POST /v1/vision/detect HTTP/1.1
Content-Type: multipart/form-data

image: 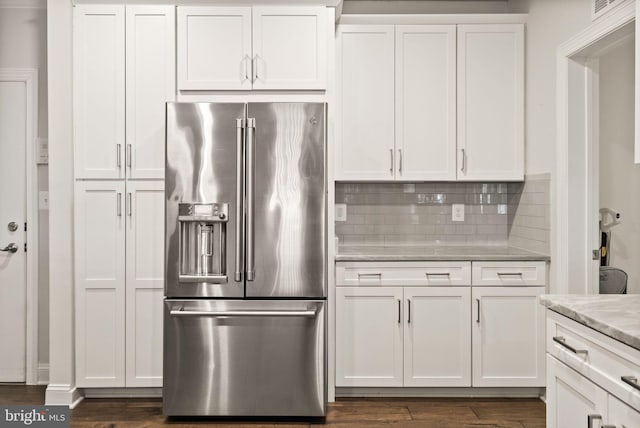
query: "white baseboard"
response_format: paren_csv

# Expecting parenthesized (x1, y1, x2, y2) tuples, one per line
(336, 387, 546, 398)
(45, 384, 84, 409)
(37, 364, 49, 385)
(83, 388, 162, 398)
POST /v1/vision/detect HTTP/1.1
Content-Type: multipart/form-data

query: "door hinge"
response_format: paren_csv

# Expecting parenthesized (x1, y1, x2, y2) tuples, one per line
(24, 222, 27, 232)
(24, 243, 27, 252)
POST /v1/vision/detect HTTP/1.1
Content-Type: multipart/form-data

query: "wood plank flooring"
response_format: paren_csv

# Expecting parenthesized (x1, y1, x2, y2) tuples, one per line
(0, 385, 545, 427)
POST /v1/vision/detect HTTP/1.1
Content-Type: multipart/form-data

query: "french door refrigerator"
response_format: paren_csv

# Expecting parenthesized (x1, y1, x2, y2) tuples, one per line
(163, 103, 327, 417)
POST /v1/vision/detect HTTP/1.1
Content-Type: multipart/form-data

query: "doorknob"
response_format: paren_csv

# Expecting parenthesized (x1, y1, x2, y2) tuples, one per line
(0, 243, 18, 253)
(7, 222, 18, 232)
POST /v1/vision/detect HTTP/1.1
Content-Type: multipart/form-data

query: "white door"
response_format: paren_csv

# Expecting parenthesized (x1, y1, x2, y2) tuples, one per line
(125, 181, 164, 387)
(395, 25, 457, 181)
(336, 25, 395, 181)
(404, 287, 471, 387)
(472, 286, 545, 387)
(609, 395, 640, 427)
(457, 24, 524, 181)
(74, 5, 125, 179)
(126, 6, 175, 180)
(177, 6, 252, 90)
(336, 287, 403, 387)
(75, 181, 126, 387)
(546, 355, 608, 428)
(0, 76, 28, 382)
(252, 6, 326, 90)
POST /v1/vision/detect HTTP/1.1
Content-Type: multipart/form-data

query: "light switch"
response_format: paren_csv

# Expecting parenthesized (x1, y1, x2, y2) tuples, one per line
(452, 204, 464, 222)
(335, 203, 347, 222)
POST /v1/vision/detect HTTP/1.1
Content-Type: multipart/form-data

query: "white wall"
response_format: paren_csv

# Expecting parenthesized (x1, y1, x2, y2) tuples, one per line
(507, 0, 592, 175)
(342, 1, 508, 14)
(0, 4, 49, 367)
(599, 39, 638, 294)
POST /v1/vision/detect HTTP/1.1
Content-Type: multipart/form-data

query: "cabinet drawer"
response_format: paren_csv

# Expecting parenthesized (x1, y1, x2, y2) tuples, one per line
(547, 310, 640, 413)
(336, 262, 471, 286)
(471, 261, 546, 286)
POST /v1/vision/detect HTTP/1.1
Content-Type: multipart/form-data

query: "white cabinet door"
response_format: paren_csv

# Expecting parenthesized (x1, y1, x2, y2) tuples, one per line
(457, 24, 524, 181)
(472, 286, 545, 387)
(75, 181, 126, 387)
(252, 7, 326, 90)
(404, 287, 471, 387)
(396, 25, 457, 181)
(336, 25, 395, 181)
(336, 287, 403, 387)
(546, 355, 608, 428)
(609, 395, 640, 427)
(177, 7, 252, 90)
(125, 181, 164, 387)
(74, 5, 125, 179)
(126, 6, 175, 179)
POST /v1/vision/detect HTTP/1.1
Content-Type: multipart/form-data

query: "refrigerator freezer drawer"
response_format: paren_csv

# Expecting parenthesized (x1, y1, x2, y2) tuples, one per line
(163, 299, 326, 417)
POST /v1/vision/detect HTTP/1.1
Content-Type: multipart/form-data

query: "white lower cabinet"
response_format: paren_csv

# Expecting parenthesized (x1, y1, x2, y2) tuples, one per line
(546, 310, 640, 428)
(472, 286, 546, 387)
(336, 286, 471, 387)
(404, 287, 471, 387)
(76, 180, 164, 388)
(336, 287, 403, 387)
(546, 354, 608, 428)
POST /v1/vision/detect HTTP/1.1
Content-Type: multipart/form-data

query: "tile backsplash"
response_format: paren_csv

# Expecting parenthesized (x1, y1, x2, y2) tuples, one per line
(335, 176, 550, 253)
(507, 174, 551, 255)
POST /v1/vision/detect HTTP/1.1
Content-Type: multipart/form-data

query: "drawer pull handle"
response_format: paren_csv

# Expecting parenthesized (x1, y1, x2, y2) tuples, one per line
(553, 336, 588, 355)
(587, 414, 602, 428)
(425, 272, 451, 277)
(622, 375, 640, 391)
(358, 273, 382, 280)
(497, 272, 524, 277)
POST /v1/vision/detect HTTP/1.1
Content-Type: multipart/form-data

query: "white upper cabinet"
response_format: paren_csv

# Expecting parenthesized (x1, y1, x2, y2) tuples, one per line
(74, 5, 125, 179)
(336, 25, 395, 181)
(177, 7, 252, 90)
(75, 4, 174, 180)
(125, 181, 164, 387)
(177, 6, 326, 91)
(126, 6, 175, 179)
(457, 24, 524, 181)
(396, 25, 457, 181)
(252, 7, 326, 90)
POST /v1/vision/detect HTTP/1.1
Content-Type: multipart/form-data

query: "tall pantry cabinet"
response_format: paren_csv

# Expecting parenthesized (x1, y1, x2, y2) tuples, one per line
(73, 5, 173, 387)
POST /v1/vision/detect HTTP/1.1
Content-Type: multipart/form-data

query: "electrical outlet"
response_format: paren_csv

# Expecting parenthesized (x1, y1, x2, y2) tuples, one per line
(452, 204, 464, 222)
(39, 191, 49, 210)
(335, 203, 347, 222)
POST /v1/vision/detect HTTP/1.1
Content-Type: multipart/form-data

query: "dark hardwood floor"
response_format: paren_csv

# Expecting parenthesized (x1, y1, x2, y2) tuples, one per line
(0, 385, 545, 427)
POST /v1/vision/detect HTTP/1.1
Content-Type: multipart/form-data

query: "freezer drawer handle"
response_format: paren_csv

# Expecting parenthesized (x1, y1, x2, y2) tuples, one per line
(170, 309, 317, 318)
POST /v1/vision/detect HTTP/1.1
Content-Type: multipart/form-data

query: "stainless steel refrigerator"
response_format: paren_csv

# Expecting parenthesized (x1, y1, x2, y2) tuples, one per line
(163, 103, 326, 417)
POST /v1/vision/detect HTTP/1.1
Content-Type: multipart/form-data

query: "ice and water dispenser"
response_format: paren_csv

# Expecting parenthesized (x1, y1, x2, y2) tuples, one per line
(178, 203, 228, 283)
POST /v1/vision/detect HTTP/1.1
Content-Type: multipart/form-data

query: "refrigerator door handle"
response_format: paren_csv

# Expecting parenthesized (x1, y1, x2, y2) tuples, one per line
(170, 309, 317, 318)
(246, 117, 256, 281)
(235, 118, 244, 282)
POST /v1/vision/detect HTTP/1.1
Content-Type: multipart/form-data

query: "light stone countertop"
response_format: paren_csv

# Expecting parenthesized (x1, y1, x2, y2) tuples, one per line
(335, 245, 550, 262)
(541, 295, 640, 351)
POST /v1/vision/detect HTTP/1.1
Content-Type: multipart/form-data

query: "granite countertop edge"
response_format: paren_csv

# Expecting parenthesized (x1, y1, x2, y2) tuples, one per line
(540, 295, 640, 352)
(335, 246, 550, 262)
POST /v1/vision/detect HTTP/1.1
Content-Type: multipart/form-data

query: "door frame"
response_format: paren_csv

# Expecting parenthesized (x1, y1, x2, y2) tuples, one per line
(554, 2, 635, 295)
(0, 68, 39, 384)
